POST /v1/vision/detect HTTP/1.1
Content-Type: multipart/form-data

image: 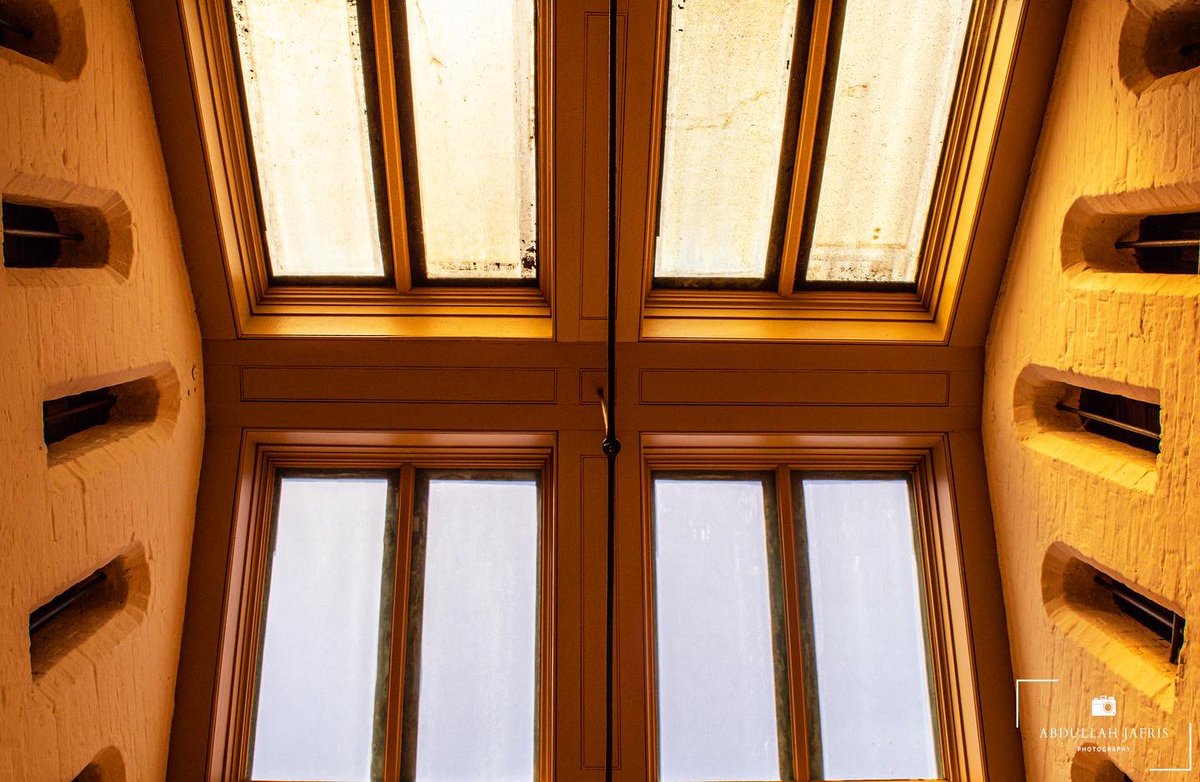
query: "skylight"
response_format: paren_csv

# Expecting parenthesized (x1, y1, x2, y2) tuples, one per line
(402, 0, 538, 283)
(654, 0, 801, 284)
(231, 0, 389, 280)
(652, 0, 975, 289)
(802, 0, 972, 284)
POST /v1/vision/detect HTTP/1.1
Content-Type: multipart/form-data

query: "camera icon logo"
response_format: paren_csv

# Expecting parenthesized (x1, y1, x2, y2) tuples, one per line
(1091, 695, 1117, 717)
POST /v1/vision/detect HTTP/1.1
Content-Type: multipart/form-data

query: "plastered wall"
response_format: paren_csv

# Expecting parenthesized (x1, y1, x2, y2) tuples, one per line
(983, 0, 1200, 778)
(0, 0, 204, 779)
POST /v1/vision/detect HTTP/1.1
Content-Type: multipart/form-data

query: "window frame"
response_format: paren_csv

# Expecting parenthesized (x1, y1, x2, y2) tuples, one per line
(210, 431, 556, 781)
(639, 0, 1028, 342)
(178, 0, 555, 337)
(639, 435, 987, 781)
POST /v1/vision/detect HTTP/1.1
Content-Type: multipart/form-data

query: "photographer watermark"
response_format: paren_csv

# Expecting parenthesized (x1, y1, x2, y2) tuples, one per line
(1016, 677, 1193, 772)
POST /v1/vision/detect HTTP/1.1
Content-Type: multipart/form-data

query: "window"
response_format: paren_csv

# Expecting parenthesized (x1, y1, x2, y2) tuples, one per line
(222, 443, 551, 782)
(248, 473, 397, 780)
(223, 0, 540, 288)
(649, 464, 948, 782)
(652, 474, 791, 781)
(229, 0, 391, 283)
(651, 0, 973, 290)
(403, 473, 540, 779)
(794, 475, 939, 780)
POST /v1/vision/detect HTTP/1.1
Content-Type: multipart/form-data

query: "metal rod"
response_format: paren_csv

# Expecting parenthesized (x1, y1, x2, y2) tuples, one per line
(3, 227, 83, 241)
(1095, 572, 1181, 640)
(1055, 402, 1161, 441)
(43, 396, 115, 424)
(603, 2, 621, 781)
(1115, 238, 1200, 250)
(0, 15, 34, 39)
(29, 570, 107, 634)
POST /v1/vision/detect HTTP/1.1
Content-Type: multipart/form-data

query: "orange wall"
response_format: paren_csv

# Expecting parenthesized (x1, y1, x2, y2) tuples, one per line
(0, 0, 204, 778)
(984, 0, 1200, 778)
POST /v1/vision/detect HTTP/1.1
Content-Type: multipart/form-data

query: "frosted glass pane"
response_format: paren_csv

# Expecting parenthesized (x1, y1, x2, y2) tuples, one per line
(654, 0, 800, 280)
(406, 1, 537, 281)
(231, 0, 386, 279)
(250, 476, 393, 782)
(798, 478, 939, 780)
(653, 477, 786, 782)
(804, 0, 972, 283)
(412, 477, 539, 780)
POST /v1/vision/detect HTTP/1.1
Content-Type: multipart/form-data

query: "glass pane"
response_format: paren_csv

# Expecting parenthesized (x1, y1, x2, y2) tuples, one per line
(652, 476, 788, 782)
(409, 476, 540, 779)
(797, 477, 940, 780)
(653, 0, 801, 281)
(250, 475, 394, 781)
(231, 0, 386, 279)
(405, 1, 538, 281)
(803, 0, 973, 284)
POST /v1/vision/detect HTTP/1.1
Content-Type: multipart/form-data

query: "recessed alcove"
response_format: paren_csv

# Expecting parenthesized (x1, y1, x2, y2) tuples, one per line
(30, 544, 150, 681)
(1043, 542, 1181, 709)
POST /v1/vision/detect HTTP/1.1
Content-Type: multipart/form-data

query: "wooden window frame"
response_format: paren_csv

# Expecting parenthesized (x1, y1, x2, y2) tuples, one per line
(208, 430, 557, 781)
(639, 0, 1030, 343)
(639, 434, 987, 781)
(177, 0, 555, 339)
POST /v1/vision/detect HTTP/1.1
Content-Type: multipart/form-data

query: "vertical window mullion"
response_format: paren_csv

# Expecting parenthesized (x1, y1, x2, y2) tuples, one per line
(383, 464, 417, 782)
(773, 466, 810, 777)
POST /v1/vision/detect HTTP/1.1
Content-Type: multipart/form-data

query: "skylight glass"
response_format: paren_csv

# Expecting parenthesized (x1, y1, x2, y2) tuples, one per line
(250, 475, 394, 781)
(803, 0, 972, 284)
(797, 476, 940, 780)
(653, 0, 801, 283)
(404, 0, 538, 282)
(231, 0, 387, 280)
(408, 475, 540, 780)
(652, 475, 789, 782)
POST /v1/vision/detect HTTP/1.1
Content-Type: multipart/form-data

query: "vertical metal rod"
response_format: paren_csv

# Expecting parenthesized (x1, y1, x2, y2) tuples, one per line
(603, 2, 621, 781)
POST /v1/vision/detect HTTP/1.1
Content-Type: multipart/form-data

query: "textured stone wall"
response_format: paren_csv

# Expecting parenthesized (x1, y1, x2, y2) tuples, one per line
(983, 0, 1200, 778)
(0, 0, 204, 778)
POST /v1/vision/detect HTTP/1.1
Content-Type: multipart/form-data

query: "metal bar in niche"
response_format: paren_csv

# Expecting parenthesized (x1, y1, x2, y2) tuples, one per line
(0, 15, 34, 39)
(1114, 238, 1200, 250)
(1093, 573, 1185, 665)
(29, 570, 108, 635)
(3, 227, 84, 241)
(1055, 402, 1161, 441)
(43, 396, 115, 425)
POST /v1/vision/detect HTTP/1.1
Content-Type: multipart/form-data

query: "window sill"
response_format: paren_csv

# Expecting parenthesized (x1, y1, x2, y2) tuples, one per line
(639, 289, 948, 343)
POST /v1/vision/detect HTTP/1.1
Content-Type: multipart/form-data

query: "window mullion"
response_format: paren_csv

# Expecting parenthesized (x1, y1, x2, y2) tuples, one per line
(382, 464, 416, 782)
(773, 465, 810, 779)
(777, 0, 837, 297)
